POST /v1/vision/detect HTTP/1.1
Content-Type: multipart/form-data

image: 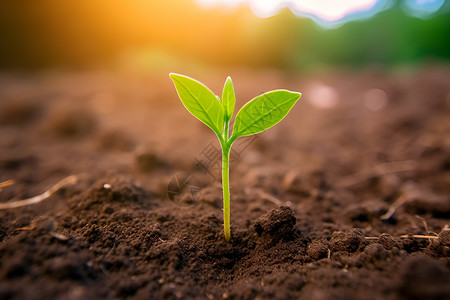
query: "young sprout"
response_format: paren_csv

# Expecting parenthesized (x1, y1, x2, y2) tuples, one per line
(170, 73, 301, 241)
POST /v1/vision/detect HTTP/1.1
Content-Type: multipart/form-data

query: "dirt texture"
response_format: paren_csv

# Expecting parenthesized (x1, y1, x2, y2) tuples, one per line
(0, 67, 450, 299)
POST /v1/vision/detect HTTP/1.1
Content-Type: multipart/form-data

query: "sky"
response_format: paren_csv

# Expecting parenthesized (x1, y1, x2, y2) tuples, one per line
(196, 0, 448, 27)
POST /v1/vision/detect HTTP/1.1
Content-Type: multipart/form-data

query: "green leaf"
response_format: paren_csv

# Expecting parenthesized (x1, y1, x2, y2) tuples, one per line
(170, 73, 223, 136)
(222, 76, 236, 122)
(232, 90, 301, 138)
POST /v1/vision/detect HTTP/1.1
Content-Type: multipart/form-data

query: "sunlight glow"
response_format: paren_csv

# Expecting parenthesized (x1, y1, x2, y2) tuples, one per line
(197, 0, 382, 25)
(196, 0, 242, 9)
(288, 0, 377, 21)
(196, 0, 447, 27)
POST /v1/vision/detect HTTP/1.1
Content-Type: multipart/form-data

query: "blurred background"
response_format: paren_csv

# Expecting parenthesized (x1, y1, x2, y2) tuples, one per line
(1, 0, 449, 71)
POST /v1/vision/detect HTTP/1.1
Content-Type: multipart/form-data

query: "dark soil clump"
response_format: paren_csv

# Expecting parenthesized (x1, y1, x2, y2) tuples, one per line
(254, 206, 299, 242)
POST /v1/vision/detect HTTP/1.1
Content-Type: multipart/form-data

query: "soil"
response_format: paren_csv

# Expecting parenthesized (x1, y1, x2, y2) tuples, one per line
(0, 66, 449, 300)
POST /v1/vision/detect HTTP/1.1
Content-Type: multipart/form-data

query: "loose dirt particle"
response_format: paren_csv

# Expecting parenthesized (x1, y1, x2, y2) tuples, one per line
(307, 240, 329, 260)
(438, 229, 450, 247)
(330, 230, 366, 253)
(254, 206, 299, 241)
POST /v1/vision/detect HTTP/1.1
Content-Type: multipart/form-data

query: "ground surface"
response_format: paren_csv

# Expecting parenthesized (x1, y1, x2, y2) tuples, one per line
(0, 66, 449, 300)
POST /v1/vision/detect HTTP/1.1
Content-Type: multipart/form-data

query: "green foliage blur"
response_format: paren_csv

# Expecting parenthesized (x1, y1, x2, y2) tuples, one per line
(0, 0, 449, 70)
(292, 3, 450, 69)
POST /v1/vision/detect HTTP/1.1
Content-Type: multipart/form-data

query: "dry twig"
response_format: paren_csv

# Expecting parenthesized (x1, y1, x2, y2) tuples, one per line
(0, 175, 78, 210)
(0, 179, 15, 191)
(380, 195, 407, 221)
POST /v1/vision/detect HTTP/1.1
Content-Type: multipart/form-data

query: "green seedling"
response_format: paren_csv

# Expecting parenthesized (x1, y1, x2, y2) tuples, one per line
(170, 73, 301, 241)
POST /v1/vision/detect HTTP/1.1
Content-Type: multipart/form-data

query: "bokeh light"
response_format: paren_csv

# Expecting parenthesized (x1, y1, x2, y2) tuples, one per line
(0, 0, 449, 70)
(197, 0, 384, 24)
(402, 0, 446, 19)
(197, 0, 450, 26)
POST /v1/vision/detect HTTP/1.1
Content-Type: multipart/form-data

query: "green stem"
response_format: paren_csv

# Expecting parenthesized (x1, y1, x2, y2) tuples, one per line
(222, 145, 231, 242)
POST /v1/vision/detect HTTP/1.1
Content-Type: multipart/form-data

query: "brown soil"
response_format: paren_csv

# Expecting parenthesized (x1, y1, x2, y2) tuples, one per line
(0, 67, 449, 300)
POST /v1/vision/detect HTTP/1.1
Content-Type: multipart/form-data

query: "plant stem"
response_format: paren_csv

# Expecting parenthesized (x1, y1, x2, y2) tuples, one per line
(222, 144, 231, 242)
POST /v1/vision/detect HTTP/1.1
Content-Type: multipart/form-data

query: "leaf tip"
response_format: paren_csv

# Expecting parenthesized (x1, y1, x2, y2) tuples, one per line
(169, 73, 181, 80)
(290, 91, 302, 101)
